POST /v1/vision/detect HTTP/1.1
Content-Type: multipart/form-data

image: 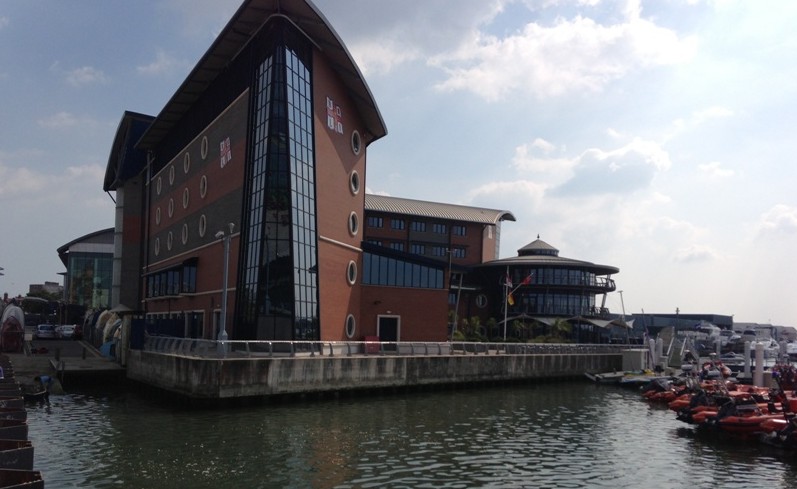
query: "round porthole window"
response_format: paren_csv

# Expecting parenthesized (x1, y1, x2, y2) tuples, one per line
(154, 237, 160, 256)
(181, 223, 188, 245)
(155, 207, 161, 226)
(349, 171, 360, 195)
(167, 231, 173, 251)
(348, 212, 359, 236)
(156, 176, 162, 196)
(183, 188, 190, 209)
(168, 198, 174, 218)
(346, 260, 357, 285)
(199, 175, 208, 199)
(183, 152, 191, 174)
(351, 130, 362, 155)
(198, 214, 207, 238)
(169, 165, 175, 185)
(345, 314, 356, 339)
(201, 136, 209, 160)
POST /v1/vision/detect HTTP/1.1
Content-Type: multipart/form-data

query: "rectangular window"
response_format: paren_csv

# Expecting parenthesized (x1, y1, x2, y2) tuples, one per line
(432, 223, 447, 234)
(452, 225, 466, 236)
(367, 216, 383, 228)
(367, 239, 382, 246)
(390, 242, 404, 251)
(411, 244, 425, 255)
(410, 221, 426, 232)
(391, 219, 405, 230)
(452, 247, 466, 259)
(432, 246, 446, 257)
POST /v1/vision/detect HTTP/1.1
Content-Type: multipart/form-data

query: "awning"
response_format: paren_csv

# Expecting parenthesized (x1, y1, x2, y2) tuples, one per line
(499, 315, 634, 329)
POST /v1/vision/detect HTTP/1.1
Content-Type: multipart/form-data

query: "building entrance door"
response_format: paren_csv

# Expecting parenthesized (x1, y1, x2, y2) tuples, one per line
(377, 315, 399, 351)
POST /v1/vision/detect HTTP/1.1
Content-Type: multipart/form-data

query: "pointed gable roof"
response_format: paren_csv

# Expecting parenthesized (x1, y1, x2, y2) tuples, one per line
(136, 0, 386, 150)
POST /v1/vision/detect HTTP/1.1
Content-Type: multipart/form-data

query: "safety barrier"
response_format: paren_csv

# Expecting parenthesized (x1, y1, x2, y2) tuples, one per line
(143, 334, 629, 359)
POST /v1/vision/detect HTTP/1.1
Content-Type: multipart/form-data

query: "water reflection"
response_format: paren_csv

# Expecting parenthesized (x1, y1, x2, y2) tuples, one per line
(25, 382, 797, 488)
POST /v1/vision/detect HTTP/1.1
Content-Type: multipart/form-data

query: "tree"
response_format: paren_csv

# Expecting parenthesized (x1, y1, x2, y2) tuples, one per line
(551, 318, 572, 342)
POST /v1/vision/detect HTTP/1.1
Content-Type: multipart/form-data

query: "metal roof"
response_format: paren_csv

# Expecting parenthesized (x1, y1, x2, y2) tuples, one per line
(137, 0, 386, 150)
(481, 254, 619, 275)
(365, 194, 516, 225)
(518, 238, 558, 255)
(103, 111, 155, 191)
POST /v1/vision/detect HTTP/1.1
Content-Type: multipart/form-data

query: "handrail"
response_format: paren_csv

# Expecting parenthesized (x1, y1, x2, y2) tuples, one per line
(141, 334, 633, 359)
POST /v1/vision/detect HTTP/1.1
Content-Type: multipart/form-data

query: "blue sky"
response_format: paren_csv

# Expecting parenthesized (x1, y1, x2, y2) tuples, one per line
(1, 0, 796, 326)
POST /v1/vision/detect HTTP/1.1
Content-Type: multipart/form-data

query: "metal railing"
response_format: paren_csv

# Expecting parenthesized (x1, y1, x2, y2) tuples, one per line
(142, 334, 632, 359)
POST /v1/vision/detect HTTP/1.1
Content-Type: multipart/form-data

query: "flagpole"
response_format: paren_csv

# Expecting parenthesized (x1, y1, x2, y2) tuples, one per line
(503, 266, 509, 340)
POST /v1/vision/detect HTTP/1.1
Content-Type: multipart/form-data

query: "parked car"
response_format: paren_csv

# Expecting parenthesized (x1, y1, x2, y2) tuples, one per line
(34, 324, 56, 340)
(56, 324, 76, 339)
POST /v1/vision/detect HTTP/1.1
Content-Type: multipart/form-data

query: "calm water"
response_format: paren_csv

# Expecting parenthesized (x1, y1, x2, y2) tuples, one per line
(25, 381, 797, 488)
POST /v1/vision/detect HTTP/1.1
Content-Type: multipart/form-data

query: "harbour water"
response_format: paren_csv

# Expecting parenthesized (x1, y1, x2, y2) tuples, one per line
(26, 381, 797, 488)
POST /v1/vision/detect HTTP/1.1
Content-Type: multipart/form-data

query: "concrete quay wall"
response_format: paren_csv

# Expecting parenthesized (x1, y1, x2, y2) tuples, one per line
(126, 350, 622, 399)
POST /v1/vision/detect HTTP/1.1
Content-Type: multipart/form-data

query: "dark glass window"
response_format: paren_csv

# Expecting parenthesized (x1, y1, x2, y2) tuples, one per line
(432, 223, 447, 234)
(452, 225, 466, 236)
(362, 252, 443, 289)
(236, 25, 318, 341)
(390, 242, 404, 251)
(410, 221, 426, 232)
(411, 244, 425, 255)
(367, 217, 383, 228)
(391, 219, 405, 230)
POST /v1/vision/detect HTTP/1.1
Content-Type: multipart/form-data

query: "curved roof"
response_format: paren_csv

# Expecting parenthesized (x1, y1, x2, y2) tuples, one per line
(57, 228, 115, 266)
(479, 237, 619, 275)
(365, 194, 516, 225)
(137, 0, 387, 150)
(103, 111, 155, 191)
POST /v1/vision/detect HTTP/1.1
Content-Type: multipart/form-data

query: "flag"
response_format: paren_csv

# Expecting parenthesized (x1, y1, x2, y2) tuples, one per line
(508, 293, 515, 306)
(504, 272, 512, 288)
(520, 273, 533, 285)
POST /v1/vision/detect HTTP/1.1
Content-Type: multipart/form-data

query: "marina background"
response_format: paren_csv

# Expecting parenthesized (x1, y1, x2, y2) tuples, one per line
(26, 381, 797, 488)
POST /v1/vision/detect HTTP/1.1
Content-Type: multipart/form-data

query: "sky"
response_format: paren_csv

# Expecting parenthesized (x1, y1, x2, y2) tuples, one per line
(1, 0, 796, 326)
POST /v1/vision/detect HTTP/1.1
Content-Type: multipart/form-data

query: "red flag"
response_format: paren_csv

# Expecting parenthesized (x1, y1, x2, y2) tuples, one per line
(520, 274, 533, 285)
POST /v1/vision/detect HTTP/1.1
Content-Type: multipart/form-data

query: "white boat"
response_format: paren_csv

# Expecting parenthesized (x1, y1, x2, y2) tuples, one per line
(786, 342, 797, 360)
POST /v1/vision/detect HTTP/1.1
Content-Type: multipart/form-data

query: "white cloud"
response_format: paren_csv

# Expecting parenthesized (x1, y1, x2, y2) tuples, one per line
(531, 137, 557, 153)
(0, 160, 105, 203)
(697, 161, 735, 180)
(66, 66, 109, 87)
(431, 5, 697, 100)
(511, 143, 575, 187)
(347, 40, 422, 76)
(553, 137, 671, 196)
(692, 106, 734, 124)
(468, 179, 547, 208)
(37, 112, 80, 129)
(673, 244, 720, 263)
(757, 204, 797, 236)
(137, 50, 188, 77)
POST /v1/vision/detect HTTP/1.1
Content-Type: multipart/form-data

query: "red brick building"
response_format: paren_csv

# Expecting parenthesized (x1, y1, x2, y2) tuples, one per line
(102, 0, 499, 344)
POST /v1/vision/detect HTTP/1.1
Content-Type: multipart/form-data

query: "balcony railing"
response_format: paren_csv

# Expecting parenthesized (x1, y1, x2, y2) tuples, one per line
(142, 334, 631, 359)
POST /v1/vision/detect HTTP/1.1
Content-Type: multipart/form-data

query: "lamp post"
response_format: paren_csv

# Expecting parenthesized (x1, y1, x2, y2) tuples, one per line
(618, 290, 628, 343)
(216, 223, 234, 355)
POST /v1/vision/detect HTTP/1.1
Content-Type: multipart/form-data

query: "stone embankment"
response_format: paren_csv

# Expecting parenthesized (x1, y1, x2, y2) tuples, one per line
(127, 347, 623, 400)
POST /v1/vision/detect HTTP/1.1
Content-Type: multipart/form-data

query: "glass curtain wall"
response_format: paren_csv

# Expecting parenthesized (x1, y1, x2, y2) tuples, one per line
(236, 25, 318, 340)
